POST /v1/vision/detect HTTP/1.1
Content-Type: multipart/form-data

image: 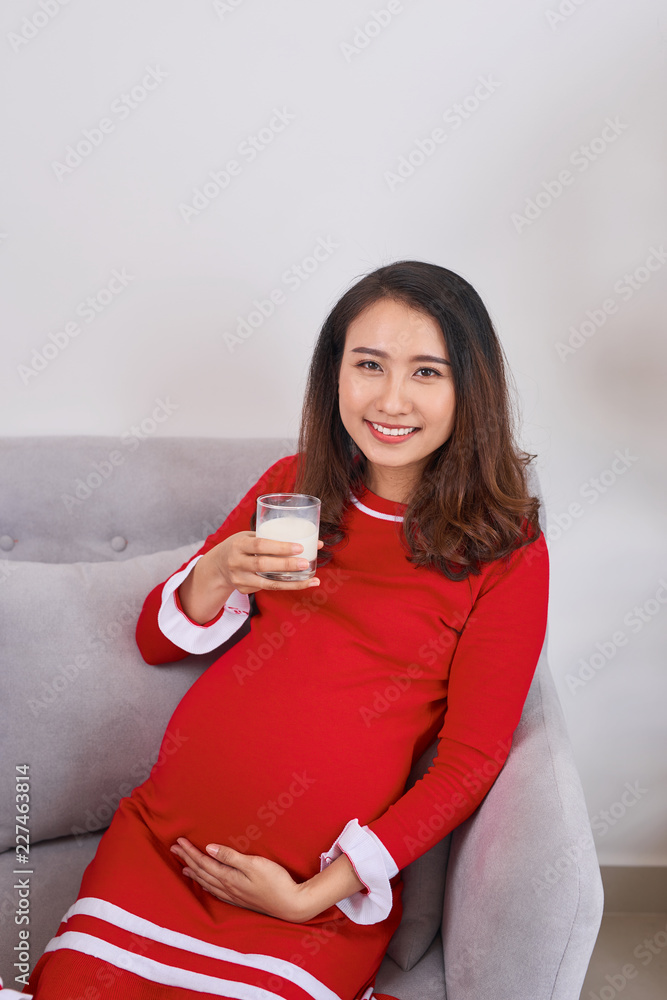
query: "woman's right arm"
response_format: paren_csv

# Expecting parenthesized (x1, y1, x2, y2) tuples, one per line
(135, 454, 319, 665)
(175, 547, 236, 625)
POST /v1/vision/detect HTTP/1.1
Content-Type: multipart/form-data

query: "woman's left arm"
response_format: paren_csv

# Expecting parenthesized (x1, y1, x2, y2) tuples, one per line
(169, 838, 363, 922)
(365, 531, 550, 872)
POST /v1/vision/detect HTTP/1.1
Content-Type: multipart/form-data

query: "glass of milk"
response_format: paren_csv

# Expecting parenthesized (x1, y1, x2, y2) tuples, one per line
(255, 494, 321, 581)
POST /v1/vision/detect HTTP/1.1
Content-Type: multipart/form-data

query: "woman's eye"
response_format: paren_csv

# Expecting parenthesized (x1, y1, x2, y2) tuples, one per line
(355, 361, 444, 376)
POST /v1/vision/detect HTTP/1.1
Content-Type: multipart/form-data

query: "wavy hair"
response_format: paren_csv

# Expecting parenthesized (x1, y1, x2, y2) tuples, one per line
(295, 260, 540, 580)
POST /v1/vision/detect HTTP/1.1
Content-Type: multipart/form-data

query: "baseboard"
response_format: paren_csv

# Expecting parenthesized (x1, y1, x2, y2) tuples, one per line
(601, 866, 667, 912)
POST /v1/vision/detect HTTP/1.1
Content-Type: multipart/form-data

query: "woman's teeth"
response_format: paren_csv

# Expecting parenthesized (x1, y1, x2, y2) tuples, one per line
(370, 422, 418, 437)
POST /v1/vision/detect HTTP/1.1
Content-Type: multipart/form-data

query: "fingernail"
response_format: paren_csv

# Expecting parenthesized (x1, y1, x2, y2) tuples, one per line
(308, 578, 320, 586)
(206, 844, 219, 856)
(298, 559, 309, 569)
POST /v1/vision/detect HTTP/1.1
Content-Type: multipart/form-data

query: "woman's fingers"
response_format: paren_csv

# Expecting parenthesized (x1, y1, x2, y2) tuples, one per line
(243, 576, 320, 593)
(213, 531, 322, 593)
(252, 553, 308, 574)
(171, 840, 242, 897)
(246, 535, 309, 559)
(172, 840, 268, 914)
(173, 839, 311, 921)
(234, 535, 321, 590)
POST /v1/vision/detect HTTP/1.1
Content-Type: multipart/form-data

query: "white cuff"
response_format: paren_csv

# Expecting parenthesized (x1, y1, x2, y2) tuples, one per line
(157, 555, 250, 655)
(319, 818, 398, 925)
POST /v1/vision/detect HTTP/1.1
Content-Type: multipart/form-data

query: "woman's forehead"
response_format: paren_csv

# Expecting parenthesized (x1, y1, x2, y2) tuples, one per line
(344, 298, 447, 355)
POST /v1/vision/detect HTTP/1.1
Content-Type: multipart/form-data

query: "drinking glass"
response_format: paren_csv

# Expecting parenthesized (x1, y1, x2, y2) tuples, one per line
(255, 494, 321, 581)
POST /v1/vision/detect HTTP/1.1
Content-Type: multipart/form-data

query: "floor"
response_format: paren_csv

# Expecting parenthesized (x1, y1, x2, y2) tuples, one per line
(579, 912, 667, 999)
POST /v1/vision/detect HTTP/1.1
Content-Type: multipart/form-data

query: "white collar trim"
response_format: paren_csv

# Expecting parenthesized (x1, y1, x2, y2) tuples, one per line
(350, 495, 404, 522)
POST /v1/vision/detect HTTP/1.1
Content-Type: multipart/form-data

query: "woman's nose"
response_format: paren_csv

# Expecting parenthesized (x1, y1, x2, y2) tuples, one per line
(375, 376, 413, 415)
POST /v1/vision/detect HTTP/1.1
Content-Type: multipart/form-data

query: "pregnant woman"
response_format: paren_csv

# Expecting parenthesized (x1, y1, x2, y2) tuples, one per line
(18, 261, 549, 1000)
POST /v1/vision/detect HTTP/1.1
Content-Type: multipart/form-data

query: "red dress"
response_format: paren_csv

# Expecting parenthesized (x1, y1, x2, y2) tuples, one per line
(19, 454, 548, 1000)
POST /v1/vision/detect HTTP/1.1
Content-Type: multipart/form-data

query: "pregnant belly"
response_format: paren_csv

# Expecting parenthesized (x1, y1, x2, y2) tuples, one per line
(130, 647, 413, 880)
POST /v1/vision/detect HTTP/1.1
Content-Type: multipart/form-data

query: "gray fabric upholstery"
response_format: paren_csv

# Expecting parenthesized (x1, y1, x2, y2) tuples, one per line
(0, 544, 221, 850)
(442, 636, 605, 1000)
(0, 437, 603, 998)
(0, 436, 296, 563)
(376, 933, 446, 1000)
(386, 741, 450, 971)
(0, 833, 104, 967)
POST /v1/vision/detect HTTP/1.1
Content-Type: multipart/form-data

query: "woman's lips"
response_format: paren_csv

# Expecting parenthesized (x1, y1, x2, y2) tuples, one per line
(365, 419, 421, 443)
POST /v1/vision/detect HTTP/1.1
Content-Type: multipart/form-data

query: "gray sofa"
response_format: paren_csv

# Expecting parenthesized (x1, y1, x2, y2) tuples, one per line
(0, 436, 604, 999)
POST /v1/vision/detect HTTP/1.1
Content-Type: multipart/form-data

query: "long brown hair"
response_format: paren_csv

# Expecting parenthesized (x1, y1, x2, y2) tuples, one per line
(295, 260, 540, 580)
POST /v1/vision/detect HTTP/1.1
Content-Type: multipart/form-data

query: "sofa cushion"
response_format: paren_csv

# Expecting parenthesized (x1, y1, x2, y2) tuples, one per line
(377, 931, 445, 999)
(0, 831, 105, 977)
(0, 543, 239, 851)
(385, 741, 451, 971)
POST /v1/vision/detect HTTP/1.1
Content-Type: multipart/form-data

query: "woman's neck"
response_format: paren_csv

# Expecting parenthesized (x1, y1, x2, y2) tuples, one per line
(364, 463, 422, 505)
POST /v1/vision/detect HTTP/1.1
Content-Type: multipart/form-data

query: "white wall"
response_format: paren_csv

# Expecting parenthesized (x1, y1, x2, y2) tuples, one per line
(2, 0, 665, 866)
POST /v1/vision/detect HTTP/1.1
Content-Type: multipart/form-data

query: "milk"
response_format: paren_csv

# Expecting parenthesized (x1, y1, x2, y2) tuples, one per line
(256, 515, 318, 562)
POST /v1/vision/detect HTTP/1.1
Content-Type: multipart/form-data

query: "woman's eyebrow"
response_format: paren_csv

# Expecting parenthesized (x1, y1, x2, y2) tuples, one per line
(350, 346, 451, 365)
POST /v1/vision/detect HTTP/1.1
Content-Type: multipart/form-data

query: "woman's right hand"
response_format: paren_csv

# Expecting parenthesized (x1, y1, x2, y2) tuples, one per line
(177, 531, 321, 625)
(204, 531, 322, 595)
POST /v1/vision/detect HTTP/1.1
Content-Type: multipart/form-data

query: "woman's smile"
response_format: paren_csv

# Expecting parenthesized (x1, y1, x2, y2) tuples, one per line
(365, 419, 421, 442)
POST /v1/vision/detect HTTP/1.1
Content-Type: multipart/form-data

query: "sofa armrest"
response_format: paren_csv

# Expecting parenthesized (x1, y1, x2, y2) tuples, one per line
(441, 640, 604, 1000)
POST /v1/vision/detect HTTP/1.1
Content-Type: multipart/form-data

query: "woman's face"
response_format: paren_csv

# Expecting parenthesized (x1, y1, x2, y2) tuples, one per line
(337, 297, 456, 491)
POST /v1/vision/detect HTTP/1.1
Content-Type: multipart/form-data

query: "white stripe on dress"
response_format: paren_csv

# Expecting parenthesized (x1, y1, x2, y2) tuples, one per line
(349, 498, 403, 522)
(48, 897, 343, 1000)
(45, 932, 286, 1000)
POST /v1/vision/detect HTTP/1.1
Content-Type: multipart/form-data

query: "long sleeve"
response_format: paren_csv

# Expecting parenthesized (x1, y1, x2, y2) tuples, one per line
(156, 555, 251, 654)
(319, 819, 398, 924)
(366, 533, 549, 872)
(135, 454, 299, 665)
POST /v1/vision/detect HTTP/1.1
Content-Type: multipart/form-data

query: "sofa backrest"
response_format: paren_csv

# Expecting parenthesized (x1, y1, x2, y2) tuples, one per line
(0, 436, 296, 564)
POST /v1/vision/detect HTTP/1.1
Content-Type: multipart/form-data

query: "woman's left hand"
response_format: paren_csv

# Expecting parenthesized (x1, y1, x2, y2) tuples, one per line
(169, 838, 314, 923)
